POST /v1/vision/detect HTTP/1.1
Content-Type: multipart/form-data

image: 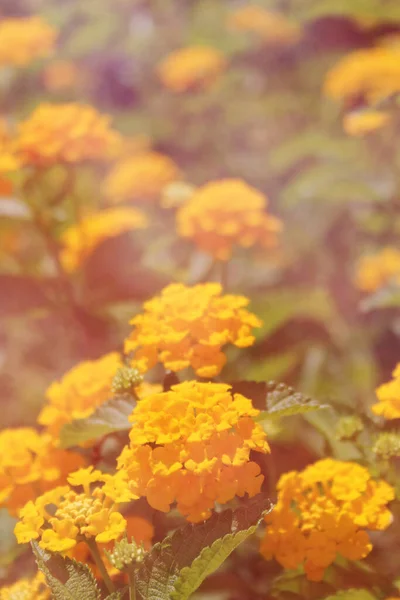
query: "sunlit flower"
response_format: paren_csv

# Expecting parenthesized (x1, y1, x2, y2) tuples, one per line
(0, 17, 56, 68)
(260, 459, 394, 581)
(177, 178, 282, 260)
(124, 282, 262, 377)
(157, 46, 226, 93)
(105, 152, 180, 204)
(373, 364, 400, 420)
(324, 47, 400, 105)
(0, 571, 49, 600)
(117, 381, 269, 522)
(39, 353, 123, 441)
(16, 103, 122, 167)
(59, 207, 147, 272)
(343, 109, 390, 136)
(14, 469, 134, 551)
(42, 60, 79, 92)
(227, 5, 301, 46)
(0, 428, 83, 515)
(0, 118, 19, 174)
(355, 247, 400, 292)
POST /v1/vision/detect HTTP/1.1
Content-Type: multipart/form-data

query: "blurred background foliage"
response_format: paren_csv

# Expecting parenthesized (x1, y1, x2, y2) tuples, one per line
(1, 0, 400, 597)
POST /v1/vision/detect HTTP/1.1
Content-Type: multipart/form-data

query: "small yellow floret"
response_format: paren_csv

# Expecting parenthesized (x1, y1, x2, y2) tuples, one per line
(373, 364, 400, 420)
(343, 110, 390, 136)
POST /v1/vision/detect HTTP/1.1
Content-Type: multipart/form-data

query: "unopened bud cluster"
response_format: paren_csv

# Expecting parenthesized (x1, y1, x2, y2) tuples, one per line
(335, 415, 363, 440)
(107, 537, 146, 570)
(373, 432, 400, 459)
(111, 367, 143, 395)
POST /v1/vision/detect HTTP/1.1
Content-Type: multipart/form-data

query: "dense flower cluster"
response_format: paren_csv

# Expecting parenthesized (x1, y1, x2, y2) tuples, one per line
(355, 247, 400, 292)
(343, 109, 390, 136)
(105, 152, 180, 204)
(39, 353, 123, 440)
(16, 103, 122, 167)
(260, 459, 394, 581)
(0, 428, 82, 515)
(117, 381, 269, 522)
(373, 364, 400, 420)
(0, 572, 49, 600)
(324, 47, 400, 105)
(124, 282, 262, 377)
(157, 46, 226, 93)
(177, 179, 282, 260)
(15, 467, 134, 552)
(227, 5, 301, 45)
(60, 207, 148, 272)
(0, 17, 56, 67)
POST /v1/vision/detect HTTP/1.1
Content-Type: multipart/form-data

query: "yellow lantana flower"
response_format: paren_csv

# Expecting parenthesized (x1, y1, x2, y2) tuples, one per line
(260, 459, 394, 581)
(355, 247, 400, 292)
(373, 364, 400, 420)
(16, 103, 122, 167)
(39, 353, 123, 441)
(0, 17, 56, 68)
(227, 5, 301, 46)
(117, 381, 269, 522)
(0, 571, 49, 600)
(59, 207, 148, 272)
(105, 151, 181, 204)
(124, 282, 262, 377)
(343, 109, 390, 136)
(14, 468, 134, 552)
(157, 46, 226, 93)
(177, 178, 282, 260)
(0, 428, 82, 515)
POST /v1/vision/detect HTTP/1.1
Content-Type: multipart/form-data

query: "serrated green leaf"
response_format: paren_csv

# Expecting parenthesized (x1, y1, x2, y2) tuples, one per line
(134, 495, 271, 600)
(105, 591, 128, 600)
(59, 394, 135, 449)
(323, 589, 376, 600)
(32, 542, 101, 600)
(264, 381, 329, 418)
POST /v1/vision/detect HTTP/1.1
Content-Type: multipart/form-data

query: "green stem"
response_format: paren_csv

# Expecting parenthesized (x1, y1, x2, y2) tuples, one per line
(86, 539, 116, 595)
(128, 568, 136, 600)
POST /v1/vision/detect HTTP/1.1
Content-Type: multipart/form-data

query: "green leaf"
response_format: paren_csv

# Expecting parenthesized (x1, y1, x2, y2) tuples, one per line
(105, 591, 128, 600)
(264, 381, 329, 418)
(32, 542, 101, 600)
(134, 495, 271, 600)
(59, 394, 135, 449)
(323, 589, 376, 600)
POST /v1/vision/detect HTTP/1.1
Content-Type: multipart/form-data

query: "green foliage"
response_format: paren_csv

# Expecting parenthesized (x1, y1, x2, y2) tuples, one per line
(32, 542, 101, 600)
(134, 495, 271, 600)
(323, 589, 376, 600)
(264, 381, 330, 419)
(59, 394, 135, 448)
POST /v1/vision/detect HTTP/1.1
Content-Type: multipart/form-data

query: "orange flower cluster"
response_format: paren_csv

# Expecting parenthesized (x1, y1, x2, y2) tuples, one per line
(373, 364, 400, 420)
(0, 428, 82, 515)
(105, 151, 180, 204)
(39, 353, 123, 441)
(16, 103, 122, 167)
(177, 179, 282, 260)
(117, 381, 269, 522)
(355, 247, 400, 292)
(157, 46, 226, 93)
(60, 207, 148, 272)
(261, 459, 394, 581)
(124, 282, 262, 378)
(0, 17, 57, 67)
(227, 5, 301, 46)
(0, 572, 49, 600)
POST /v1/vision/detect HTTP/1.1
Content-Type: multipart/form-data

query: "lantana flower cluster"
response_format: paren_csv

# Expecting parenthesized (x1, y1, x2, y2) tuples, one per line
(260, 459, 394, 581)
(177, 179, 282, 260)
(373, 363, 400, 420)
(157, 46, 226, 93)
(0, 572, 49, 600)
(124, 282, 262, 377)
(355, 247, 400, 292)
(117, 381, 269, 522)
(227, 5, 301, 46)
(0, 17, 56, 67)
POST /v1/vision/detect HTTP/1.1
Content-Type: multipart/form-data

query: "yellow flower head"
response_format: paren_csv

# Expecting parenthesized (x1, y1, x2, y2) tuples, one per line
(39, 353, 123, 441)
(373, 364, 400, 420)
(343, 109, 390, 136)
(16, 103, 122, 167)
(0, 572, 49, 600)
(177, 179, 282, 260)
(124, 282, 262, 377)
(355, 247, 400, 292)
(324, 47, 400, 105)
(14, 468, 134, 551)
(0, 17, 56, 68)
(227, 5, 301, 46)
(0, 428, 83, 515)
(59, 207, 148, 273)
(260, 458, 394, 581)
(117, 380, 269, 522)
(105, 151, 181, 204)
(157, 46, 226, 93)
